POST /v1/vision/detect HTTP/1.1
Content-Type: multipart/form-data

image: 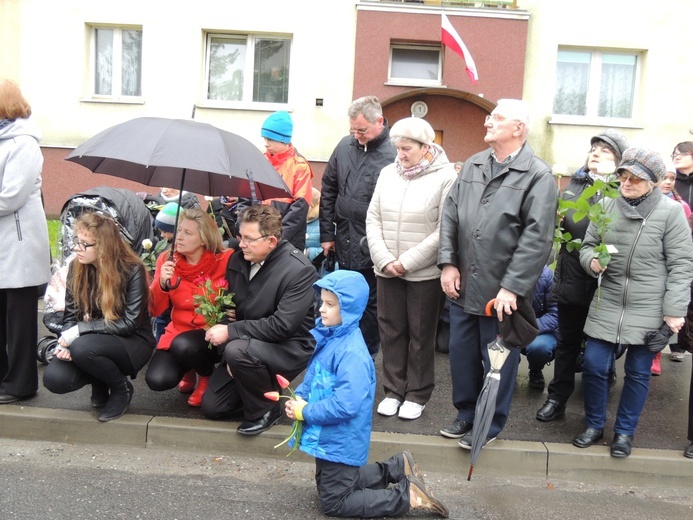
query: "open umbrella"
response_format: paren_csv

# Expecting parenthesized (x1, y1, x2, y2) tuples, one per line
(66, 117, 292, 286)
(467, 296, 539, 481)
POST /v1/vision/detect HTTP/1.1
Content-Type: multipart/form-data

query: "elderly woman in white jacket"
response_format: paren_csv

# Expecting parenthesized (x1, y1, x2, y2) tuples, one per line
(366, 117, 457, 420)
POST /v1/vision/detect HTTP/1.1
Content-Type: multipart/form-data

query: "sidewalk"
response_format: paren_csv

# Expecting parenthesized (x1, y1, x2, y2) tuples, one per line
(1, 314, 691, 487)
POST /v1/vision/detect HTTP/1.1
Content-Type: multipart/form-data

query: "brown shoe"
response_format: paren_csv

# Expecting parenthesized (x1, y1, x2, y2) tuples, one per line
(402, 450, 424, 480)
(408, 475, 449, 518)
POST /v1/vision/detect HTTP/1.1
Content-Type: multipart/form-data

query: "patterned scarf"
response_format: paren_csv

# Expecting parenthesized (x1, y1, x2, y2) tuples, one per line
(396, 143, 443, 180)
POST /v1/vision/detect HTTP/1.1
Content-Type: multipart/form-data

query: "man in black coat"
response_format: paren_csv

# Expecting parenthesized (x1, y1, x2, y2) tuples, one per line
(202, 205, 317, 435)
(319, 95, 396, 357)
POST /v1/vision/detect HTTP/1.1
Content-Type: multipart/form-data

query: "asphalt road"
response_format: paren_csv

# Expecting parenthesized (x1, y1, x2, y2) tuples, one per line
(1, 438, 692, 520)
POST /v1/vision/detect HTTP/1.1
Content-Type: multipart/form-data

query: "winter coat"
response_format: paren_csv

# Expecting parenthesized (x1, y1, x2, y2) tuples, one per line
(264, 145, 313, 205)
(305, 218, 322, 262)
(552, 168, 599, 307)
(224, 240, 317, 376)
(295, 270, 375, 467)
(149, 249, 233, 350)
(320, 123, 396, 270)
(366, 145, 457, 282)
(438, 142, 558, 315)
(0, 117, 50, 289)
(532, 266, 558, 336)
(63, 263, 155, 376)
(579, 189, 693, 345)
(674, 171, 693, 209)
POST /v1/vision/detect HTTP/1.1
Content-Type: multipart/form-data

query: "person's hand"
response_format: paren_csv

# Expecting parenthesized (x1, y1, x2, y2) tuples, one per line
(441, 265, 461, 299)
(664, 315, 685, 334)
(285, 397, 306, 421)
(225, 309, 236, 322)
(321, 241, 335, 257)
(384, 260, 405, 277)
(54, 345, 72, 361)
(494, 288, 517, 322)
(205, 324, 229, 346)
(590, 258, 606, 274)
(159, 260, 176, 289)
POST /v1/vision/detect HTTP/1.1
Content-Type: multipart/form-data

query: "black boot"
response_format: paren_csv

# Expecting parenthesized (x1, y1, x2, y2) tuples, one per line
(91, 381, 110, 408)
(98, 380, 133, 422)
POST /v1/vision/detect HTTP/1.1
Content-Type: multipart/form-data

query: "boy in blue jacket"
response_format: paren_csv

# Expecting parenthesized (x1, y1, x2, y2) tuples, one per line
(285, 270, 449, 518)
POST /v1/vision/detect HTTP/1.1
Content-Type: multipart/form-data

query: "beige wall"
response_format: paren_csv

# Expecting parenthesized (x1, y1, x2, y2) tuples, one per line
(520, 0, 693, 172)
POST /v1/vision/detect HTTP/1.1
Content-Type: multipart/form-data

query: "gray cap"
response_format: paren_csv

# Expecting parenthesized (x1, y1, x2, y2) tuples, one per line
(591, 129, 629, 164)
(617, 148, 666, 182)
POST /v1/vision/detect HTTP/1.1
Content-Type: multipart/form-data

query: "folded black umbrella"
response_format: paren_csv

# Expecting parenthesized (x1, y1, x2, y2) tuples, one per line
(644, 322, 675, 353)
(485, 296, 540, 349)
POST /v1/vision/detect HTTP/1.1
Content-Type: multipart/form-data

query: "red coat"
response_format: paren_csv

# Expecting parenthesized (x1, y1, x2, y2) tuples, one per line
(149, 249, 233, 350)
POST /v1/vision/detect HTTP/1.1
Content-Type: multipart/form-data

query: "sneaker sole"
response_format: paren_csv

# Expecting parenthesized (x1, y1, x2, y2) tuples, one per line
(459, 437, 496, 450)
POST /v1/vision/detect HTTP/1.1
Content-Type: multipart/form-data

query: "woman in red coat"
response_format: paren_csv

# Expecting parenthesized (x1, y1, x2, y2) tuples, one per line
(145, 208, 232, 406)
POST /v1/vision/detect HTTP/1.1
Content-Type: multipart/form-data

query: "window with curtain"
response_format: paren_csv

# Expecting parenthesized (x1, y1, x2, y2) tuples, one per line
(92, 27, 142, 98)
(205, 34, 291, 104)
(389, 45, 442, 86)
(553, 49, 638, 121)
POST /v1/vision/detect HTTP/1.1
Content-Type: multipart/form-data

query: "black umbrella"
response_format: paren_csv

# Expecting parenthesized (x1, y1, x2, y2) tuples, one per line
(467, 296, 539, 481)
(66, 117, 292, 286)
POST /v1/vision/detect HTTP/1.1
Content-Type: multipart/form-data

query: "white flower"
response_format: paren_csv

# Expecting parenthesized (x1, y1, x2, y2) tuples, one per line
(142, 239, 153, 251)
(204, 196, 214, 201)
(606, 244, 618, 254)
(596, 160, 616, 176)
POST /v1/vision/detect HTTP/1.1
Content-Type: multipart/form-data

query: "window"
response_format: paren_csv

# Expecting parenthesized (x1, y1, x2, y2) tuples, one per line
(205, 34, 291, 105)
(91, 26, 142, 98)
(553, 49, 639, 122)
(388, 45, 442, 86)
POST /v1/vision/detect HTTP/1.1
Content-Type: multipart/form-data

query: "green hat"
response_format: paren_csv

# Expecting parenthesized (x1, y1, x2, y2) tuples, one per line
(155, 202, 180, 233)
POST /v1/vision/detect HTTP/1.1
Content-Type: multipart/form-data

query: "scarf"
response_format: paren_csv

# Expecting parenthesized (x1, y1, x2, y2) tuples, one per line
(171, 249, 223, 283)
(396, 143, 443, 180)
(622, 190, 652, 207)
(0, 119, 11, 130)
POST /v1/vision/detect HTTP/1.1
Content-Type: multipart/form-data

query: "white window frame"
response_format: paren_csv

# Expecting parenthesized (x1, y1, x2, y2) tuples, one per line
(551, 47, 642, 127)
(87, 25, 143, 102)
(202, 32, 292, 110)
(387, 44, 443, 87)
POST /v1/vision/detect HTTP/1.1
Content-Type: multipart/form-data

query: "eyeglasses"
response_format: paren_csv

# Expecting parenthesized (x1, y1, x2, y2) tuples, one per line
(71, 238, 96, 251)
(349, 122, 373, 135)
(485, 114, 509, 124)
(236, 235, 268, 245)
(671, 152, 691, 159)
(618, 173, 644, 184)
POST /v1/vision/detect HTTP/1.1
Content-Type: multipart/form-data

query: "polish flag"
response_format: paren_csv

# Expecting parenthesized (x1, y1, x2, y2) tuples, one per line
(441, 13, 479, 85)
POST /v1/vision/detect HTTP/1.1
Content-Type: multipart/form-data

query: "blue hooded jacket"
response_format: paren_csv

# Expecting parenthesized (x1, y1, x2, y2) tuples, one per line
(294, 269, 375, 466)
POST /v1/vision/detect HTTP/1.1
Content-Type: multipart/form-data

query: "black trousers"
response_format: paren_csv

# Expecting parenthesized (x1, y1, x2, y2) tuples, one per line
(0, 286, 40, 397)
(688, 360, 693, 442)
(43, 333, 133, 394)
(315, 455, 409, 518)
(145, 329, 221, 391)
(353, 268, 379, 357)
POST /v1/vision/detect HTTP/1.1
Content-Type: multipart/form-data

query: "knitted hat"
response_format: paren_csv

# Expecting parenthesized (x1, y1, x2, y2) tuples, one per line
(590, 129, 629, 164)
(617, 148, 666, 183)
(261, 111, 293, 143)
(390, 117, 434, 146)
(155, 202, 180, 233)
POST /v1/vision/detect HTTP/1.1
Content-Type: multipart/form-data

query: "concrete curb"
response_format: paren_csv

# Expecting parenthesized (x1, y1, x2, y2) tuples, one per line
(2, 404, 691, 487)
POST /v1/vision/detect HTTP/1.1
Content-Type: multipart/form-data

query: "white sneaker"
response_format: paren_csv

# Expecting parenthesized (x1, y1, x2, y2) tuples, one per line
(377, 397, 402, 417)
(398, 400, 425, 420)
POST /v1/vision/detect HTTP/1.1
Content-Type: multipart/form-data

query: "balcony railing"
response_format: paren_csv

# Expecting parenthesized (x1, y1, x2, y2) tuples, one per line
(374, 1, 518, 8)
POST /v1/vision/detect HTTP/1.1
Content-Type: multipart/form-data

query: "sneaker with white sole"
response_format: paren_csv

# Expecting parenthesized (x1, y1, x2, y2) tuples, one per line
(377, 397, 402, 416)
(398, 400, 425, 420)
(670, 351, 685, 362)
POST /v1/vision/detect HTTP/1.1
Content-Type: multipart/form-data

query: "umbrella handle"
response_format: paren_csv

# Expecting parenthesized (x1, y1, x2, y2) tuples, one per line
(165, 276, 181, 290)
(485, 299, 496, 317)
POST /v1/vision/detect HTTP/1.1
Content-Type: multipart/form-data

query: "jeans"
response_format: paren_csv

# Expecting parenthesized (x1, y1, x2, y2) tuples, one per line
(524, 333, 557, 371)
(582, 336, 654, 435)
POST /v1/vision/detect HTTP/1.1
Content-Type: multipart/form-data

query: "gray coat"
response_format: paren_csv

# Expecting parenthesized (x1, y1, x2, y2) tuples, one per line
(0, 118, 50, 289)
(579, 189, 693, 345)
(438, 142, 558, 315)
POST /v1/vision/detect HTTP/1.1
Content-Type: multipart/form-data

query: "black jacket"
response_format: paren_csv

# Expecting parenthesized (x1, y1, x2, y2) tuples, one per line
(319, 122, 396, 270)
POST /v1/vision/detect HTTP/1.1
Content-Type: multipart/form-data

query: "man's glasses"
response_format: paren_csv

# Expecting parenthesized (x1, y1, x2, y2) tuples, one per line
(71, 238, 97, 251)
(349, 122, 373, 135)
(236, 235, 268, 245)
(485, 114, 509, 124)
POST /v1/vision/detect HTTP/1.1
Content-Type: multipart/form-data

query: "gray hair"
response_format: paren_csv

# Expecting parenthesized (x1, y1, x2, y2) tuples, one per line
(495, 98, 532, 137)
(348, 95, 383, 123)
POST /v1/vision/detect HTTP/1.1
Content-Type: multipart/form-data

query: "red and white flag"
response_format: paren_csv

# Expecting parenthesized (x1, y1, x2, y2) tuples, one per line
(441, 13, 479, 85)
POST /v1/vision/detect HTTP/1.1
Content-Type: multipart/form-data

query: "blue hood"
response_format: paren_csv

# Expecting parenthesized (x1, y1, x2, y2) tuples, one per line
(311, 270, 369, 345)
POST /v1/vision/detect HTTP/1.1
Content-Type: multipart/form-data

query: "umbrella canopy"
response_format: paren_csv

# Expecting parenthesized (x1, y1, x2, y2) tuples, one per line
(65, 117, 292, 200)
(467, 296, 539, 481)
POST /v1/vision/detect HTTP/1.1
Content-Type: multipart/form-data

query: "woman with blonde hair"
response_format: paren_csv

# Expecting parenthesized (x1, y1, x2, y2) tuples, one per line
(43, 212, 155, 421)
(145, 208, 232, 406)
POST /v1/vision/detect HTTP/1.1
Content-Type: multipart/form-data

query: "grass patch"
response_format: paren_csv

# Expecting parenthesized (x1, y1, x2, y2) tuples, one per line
(47, 219, 61, 261)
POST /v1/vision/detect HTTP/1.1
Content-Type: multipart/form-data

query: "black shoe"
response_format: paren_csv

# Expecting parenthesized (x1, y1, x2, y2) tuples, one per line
(237, 405, 282, 436)
(685, 442, 693, 459)
(528, 369, 545, 390)
(91, 381, 110, 408)
(572, 427, 604, 448)
(536, 399, 565, 422)
(458, 430, 496, 450)
(98, 380, 133, 422)
(608, 371, 617, 392)
(0, 392, 35, 404)
(610, 433, 633, 458)
(439, 420, 473, 439)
